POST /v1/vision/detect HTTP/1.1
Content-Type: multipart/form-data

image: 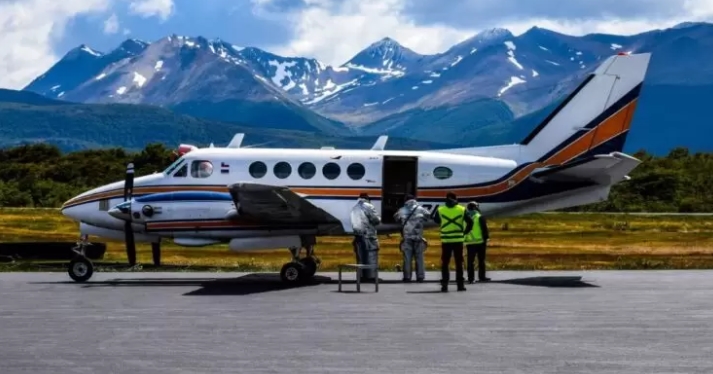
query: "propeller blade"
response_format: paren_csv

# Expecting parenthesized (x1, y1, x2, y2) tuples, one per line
(123, 163, 137, 266)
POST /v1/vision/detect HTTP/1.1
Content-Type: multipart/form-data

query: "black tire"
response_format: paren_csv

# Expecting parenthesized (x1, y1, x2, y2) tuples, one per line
(280, 262, 304, 284)
(68, 256, 94, 283)
(299, 257, 318, 278)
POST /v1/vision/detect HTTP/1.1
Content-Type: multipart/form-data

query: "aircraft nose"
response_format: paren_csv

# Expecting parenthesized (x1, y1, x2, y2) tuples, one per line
(61, 205, 81, 221)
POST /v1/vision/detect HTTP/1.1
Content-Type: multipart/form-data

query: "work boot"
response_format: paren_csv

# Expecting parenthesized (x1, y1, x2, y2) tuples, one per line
(441, 284, 448, 292)
(479, 277, 491, 282)
(457, 284, 467, 291)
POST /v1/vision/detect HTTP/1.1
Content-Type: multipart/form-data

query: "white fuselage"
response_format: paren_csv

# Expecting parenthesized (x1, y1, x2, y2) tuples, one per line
(61, 147, 520, 242)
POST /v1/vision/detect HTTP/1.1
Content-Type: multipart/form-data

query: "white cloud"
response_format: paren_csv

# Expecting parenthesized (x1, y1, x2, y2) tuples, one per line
(128, 0, 175, 21)
(253, 0, 475, 66)
(103, 13, 119, 34)
(0, 0, 111, 90)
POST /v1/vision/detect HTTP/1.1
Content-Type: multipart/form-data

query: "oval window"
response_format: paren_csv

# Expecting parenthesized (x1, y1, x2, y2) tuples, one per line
(249, 161, 267, 178)
(433, 166, 452, 180)
(322, 162, 341, 180)
(273, 162, 292, 179)
(190, 160, 213, 178)
(346, 163, 365, 180)
(298, 162, 316, 179)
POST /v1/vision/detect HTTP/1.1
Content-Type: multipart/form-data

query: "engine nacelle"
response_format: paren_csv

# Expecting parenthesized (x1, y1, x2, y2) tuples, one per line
(229, 236, 302, 252)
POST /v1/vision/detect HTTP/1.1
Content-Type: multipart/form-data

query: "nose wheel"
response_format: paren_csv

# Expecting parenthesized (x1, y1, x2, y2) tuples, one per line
(67, 235, 94, 283)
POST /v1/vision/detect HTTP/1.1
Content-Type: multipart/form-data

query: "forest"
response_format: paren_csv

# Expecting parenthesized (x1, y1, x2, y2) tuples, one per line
(0, 143, 711, 212)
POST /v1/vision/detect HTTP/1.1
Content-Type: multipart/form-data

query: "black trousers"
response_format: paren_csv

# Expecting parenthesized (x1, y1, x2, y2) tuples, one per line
(440, 242, 464, 286)
(466, 243, 487, 281)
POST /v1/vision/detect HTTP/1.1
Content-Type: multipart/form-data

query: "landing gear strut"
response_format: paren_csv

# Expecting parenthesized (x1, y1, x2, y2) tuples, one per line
(279, 236, 321, 284)
(68, 235, 94, 282)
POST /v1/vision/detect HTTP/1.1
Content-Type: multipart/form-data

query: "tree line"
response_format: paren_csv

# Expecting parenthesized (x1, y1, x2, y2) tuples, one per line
(0, 143, 711, 212)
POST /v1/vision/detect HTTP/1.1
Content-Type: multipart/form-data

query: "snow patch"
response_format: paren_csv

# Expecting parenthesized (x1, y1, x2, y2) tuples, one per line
(268, 60, 298, 90)
(546, 60, 560, 66)
(382, 97, 395, 104)
(299, 83, 309, 95)
(304, 79, 358, 105)
(412, 86, 419, 90)
(570, 57, 575, 61)
(363, 102, 378, 107)
(429, 72, 441, 78)
(610, 43, 622, 50)
(421, 80, 433, 84)
(154, 60, 163, 71)
(185, 40, 196, 47)
(50, 85, 60, 91)
(133, 72, 146, 87)
(57, 92, 65, 98)
(81, 46, 102, 57)
(232, 45, 244, 52)
(532, 70, 539, 77)
(539, 46, 549, 51)
(576, 51, 582, 55)
(498, 76, 525, 97)
(504, 41, 516, 50)
(451, 56, 463, 66)
(95, 73, 106, 80)
(343, 63, 404, 77)
(507, 50, 523, 70)
(116, 86, 127, 95)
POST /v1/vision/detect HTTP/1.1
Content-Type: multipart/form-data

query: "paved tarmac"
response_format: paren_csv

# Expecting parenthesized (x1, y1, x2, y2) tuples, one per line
(1, 270, 713, 374)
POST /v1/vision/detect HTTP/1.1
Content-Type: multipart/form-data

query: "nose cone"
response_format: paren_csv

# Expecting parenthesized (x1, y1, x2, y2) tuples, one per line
(61, 205, 82, 221)
(108, 201, 131, 221)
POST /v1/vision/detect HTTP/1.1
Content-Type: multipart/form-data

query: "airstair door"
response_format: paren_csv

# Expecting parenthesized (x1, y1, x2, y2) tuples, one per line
(381, 156, 418, 224)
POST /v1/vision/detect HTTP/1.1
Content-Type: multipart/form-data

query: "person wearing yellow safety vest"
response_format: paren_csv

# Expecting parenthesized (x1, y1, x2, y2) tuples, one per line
(465, 201, 490, 283)
(433, 191, 473, 292)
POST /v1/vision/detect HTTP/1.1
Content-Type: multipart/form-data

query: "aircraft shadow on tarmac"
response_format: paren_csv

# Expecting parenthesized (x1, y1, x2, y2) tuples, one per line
(405, 276, 599, 293)
(29, 274, 597, 295)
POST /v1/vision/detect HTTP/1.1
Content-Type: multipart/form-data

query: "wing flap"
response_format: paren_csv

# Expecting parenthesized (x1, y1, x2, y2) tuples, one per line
(227, 182, 340, 225)
(530, 152, 641, 185)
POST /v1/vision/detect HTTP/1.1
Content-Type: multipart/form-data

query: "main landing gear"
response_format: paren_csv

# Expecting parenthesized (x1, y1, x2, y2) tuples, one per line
(279, 236, 321, 284)
(68, 235, 94, 282)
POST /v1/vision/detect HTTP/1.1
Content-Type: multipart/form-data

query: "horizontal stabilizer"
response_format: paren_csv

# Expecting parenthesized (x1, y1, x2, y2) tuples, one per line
(227, 183, 341, 226)
(530, 152, 641, 185)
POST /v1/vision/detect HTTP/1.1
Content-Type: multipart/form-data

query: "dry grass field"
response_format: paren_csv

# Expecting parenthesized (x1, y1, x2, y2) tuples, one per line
(1, 208, 713, 271)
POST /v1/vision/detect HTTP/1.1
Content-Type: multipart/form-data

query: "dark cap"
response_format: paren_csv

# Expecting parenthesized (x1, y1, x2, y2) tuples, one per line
(359, 192, 370, 199)
(446, 191, 457, 200)
(404, 193, 415, 201)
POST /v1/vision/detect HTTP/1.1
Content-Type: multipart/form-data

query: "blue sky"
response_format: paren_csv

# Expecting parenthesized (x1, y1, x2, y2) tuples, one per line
(1, 0, 712, 89)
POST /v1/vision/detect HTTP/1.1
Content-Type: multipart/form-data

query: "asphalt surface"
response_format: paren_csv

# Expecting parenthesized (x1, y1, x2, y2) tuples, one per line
(1, 270, 712, 374)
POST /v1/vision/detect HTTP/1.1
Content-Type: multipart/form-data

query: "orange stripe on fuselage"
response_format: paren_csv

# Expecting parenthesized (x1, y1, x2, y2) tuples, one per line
(63, 98, 637, 208)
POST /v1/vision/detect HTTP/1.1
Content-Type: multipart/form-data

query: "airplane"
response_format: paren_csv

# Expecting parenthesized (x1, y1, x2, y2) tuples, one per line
(60, 52, 651, 284)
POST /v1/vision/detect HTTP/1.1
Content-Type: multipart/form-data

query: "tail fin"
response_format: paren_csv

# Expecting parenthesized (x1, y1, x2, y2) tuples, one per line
(521, 52, 651, 164)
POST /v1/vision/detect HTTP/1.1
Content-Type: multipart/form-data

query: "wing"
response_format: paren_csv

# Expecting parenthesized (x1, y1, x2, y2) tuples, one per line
(226, 182, 342, 225)
(529, 151, 641, 185)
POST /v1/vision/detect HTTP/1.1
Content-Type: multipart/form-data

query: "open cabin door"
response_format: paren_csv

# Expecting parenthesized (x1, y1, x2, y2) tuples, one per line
(381, 156, 418, 224)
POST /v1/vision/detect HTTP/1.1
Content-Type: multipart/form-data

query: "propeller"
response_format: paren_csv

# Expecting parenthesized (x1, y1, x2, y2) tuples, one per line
(123, 163, 137, 266)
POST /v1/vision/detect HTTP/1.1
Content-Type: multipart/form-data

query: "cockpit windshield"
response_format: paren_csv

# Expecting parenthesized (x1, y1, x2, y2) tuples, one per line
(163, 156, 185, 175)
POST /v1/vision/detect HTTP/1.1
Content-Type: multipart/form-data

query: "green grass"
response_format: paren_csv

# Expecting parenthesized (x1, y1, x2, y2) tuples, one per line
(1, 208, 713, 272)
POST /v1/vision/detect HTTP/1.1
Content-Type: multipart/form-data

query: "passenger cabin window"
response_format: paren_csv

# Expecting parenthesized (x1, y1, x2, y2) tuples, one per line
(249, 161, 267, 179)
(323, 162, 341, 180)
(190, 160, 213, 178)
(298, 162, 316, 179)
(433, 166, 453, 180)
(274, 161, 292, 179)
(347, 163, 365, 180)
(173, 164, 187, 177)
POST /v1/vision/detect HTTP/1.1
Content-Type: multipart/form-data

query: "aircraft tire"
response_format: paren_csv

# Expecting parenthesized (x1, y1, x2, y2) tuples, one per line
(280, 262, 305, 284)
(299, 258, 317, 278)
(68, 256, 94, 283)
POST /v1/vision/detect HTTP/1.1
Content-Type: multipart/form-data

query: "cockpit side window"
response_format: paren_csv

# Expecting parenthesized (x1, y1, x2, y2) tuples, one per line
(163, 157, 185, 175)
(190, 160, 213, 178)
(173, 164, 187, 177)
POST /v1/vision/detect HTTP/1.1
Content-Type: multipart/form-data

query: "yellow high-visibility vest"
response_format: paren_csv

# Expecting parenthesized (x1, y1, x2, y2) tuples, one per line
(437, 205, 466, 243)
(464, 211, 484, 244)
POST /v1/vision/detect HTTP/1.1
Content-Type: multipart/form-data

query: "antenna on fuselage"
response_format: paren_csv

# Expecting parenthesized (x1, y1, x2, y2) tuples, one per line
(227, 133, 245, 148)
(371, 135, 388, 150)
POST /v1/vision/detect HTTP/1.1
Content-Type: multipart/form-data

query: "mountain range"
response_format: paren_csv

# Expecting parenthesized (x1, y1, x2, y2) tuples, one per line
(8, 21, 713, 154)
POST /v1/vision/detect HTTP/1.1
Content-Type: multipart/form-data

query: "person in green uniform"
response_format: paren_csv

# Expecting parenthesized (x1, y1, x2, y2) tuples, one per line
(464, 201, 490, 283)
(433, 192, 473, 292)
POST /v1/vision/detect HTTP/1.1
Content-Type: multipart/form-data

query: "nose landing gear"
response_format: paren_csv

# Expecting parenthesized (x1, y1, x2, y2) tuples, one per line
(68, 235, 94, 283)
